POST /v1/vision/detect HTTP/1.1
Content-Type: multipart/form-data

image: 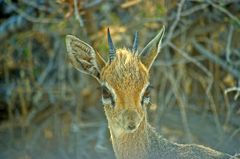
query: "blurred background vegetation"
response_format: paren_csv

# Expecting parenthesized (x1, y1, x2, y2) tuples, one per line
(0, 0, 240, 159)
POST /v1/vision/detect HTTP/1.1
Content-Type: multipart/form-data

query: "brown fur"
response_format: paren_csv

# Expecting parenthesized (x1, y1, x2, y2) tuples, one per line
(66, 32, 235, 159)
(101, 49, 148, 109)
(99, 49, 232, 159)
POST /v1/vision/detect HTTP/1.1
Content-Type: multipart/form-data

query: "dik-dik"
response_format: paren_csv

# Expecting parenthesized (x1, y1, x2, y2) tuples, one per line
(66, 27, 235, 159)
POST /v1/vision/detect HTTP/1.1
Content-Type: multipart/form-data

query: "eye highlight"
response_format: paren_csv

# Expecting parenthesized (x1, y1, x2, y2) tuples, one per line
(141, 85, 153, 106)
(101, 85, 115, 107)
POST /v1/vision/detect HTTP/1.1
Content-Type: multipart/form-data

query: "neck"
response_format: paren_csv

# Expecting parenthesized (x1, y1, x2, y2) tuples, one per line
(108, 118, 177, 159)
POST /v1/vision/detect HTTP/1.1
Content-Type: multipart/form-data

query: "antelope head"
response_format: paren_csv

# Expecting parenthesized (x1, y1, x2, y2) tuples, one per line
(66, 27, 165, 137)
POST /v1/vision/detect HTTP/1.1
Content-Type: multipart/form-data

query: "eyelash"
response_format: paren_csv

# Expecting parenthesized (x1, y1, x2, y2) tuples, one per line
(141, 85, 153, 106)
(101, 86, 115, 106)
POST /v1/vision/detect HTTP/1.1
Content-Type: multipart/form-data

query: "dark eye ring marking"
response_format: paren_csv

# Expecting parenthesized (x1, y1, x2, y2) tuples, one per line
(141, 85, 153, 106)
(101, 85, 115, 107)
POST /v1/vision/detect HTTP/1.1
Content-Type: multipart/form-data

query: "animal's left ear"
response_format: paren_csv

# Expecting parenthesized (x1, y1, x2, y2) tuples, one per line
(140, 26, 165, 70)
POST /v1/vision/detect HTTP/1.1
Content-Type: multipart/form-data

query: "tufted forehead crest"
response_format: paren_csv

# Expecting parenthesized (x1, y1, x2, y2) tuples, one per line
(101, 49, 148, 91)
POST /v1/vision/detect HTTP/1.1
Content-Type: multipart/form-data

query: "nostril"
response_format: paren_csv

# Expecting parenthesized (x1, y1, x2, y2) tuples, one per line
(128, 124, 136, 130)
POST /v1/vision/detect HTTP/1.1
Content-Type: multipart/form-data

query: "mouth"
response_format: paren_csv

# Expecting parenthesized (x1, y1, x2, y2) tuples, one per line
(125, 128, 137, 133)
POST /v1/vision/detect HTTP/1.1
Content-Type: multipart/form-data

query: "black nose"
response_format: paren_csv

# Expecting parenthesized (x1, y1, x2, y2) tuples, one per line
(128, 124, 136, 130)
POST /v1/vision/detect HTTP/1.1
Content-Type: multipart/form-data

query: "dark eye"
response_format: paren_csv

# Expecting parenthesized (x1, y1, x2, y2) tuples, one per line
(101, 85, 115, 106)
(141, 85, 153, 105)
(143, 86, 151, 98)
(102, 86, 112, 99)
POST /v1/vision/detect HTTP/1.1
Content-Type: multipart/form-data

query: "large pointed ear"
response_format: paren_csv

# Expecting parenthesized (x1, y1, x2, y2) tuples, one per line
(66, 35, 106, 82)
(140, 26, 165, 70)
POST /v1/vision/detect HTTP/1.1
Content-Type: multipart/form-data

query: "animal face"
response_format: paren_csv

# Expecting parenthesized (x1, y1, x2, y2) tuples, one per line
(100, 49, 150, 133)
(66, 27, 165, 134)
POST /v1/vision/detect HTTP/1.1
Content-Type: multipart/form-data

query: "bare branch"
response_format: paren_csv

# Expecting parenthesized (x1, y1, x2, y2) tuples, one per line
(226, 25, 234, 63)
(192, 40, 240, 79)
(168, 42, 213, 93)
(165, 0, 185, 43)
(0, 14, 32, 41)
(74, 0, 84, 27)
(208, 0, 240, 26)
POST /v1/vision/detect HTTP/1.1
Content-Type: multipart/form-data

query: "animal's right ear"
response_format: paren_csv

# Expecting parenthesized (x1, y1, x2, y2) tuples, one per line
(66, 35, 106, 82)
